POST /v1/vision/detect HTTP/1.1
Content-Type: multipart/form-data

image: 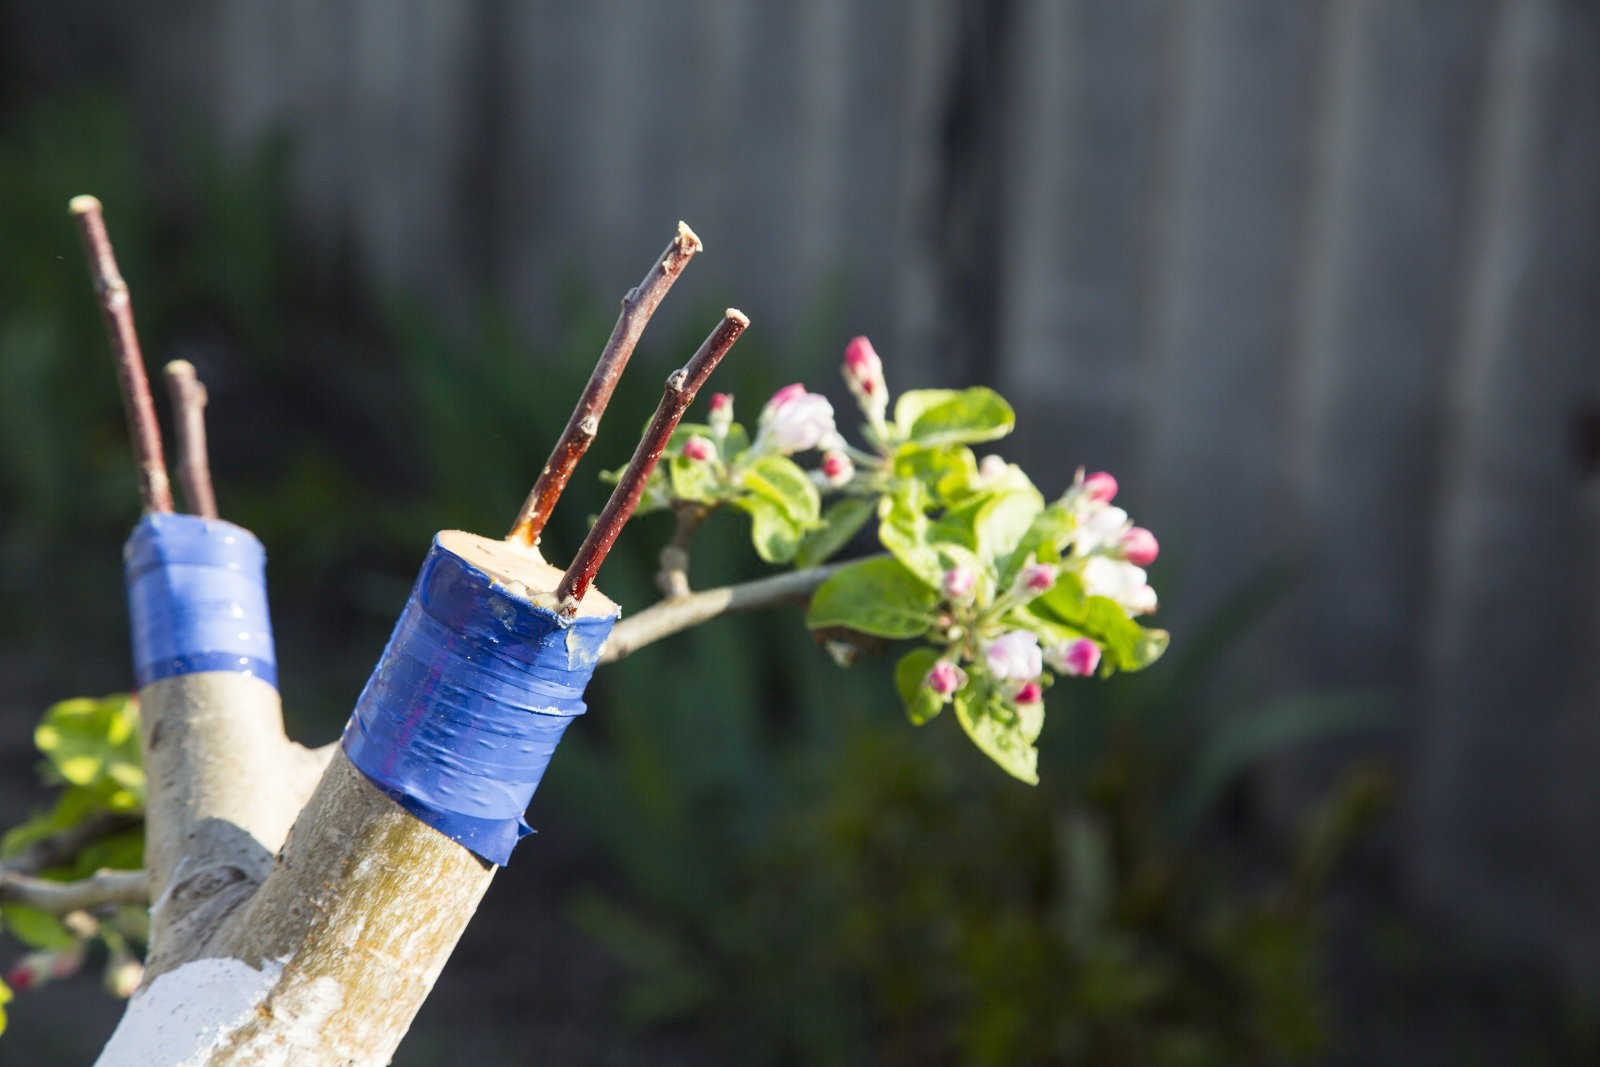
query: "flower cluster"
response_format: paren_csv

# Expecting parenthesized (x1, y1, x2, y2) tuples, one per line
(614, 330, 1169, 784)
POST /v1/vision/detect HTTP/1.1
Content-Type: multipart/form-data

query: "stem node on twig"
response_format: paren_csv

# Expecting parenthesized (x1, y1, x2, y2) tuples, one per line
(556, 310, 748, 615)
(507, 222, 704, 546)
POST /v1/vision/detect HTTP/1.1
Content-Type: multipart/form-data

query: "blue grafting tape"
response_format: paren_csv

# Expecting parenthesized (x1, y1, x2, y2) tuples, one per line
(341, 536, 617, 866)
(124, 513, 277, 689)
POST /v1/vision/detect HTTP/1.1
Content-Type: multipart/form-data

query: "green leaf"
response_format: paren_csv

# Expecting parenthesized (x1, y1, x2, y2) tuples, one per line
(953, 683, 1040, 785)
(739, 453, 820, 528)
(794, 495, 875, 569)
(1, 904, 76, 950)
(734, 495, 806, 563)
(894, 387, 1015, 448)
(997, 502, 1074, 583)
(0, 973, 10, 1035)
(893, 647, 944, 725)
(34, 695, 142, 797)
(805, 557, 939, 638)
(968, 488, 1044, 568)
(891, 443, 977, 499)
(667, 454, 722, 504)
(877, 485, 942, 587)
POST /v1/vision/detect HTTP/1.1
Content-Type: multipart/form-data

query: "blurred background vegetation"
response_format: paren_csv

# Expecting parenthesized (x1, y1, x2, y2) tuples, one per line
(3, 3, 1598, 1064)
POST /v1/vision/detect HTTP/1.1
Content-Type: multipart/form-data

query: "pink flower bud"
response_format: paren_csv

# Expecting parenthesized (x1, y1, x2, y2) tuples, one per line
(842, 335, 887, 413)
(1014, 681, 1043, 704)
(764, 383, 808, 413)
(1120, 526, 1159, 566)
(943, 566, 976, 600)
(1020, 562, 1058, 593)
(708, 393, 733, 434)
(758, 388, 836, 454)
(1049, 638, 1101, 677)
(925, 659, 966, 696)
(6, 960, 37, 992)
(819, 450, 853, 487)
(978, 455, 1009, 483)
(1083, 470, 1118, 503)
(682, 434, 714, 462)
(985, 630, 1042, 680)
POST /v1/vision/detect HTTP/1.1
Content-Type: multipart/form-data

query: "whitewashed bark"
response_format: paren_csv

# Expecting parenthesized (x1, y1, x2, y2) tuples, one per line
(99, 534, 617, 1065)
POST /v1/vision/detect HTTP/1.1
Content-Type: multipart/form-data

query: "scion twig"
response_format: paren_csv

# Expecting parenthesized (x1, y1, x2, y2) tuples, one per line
(507, 222, 703, 546)
(70, 195, 173, 513)
(556, 310, 748, 615)
(163, 360, 219, 519)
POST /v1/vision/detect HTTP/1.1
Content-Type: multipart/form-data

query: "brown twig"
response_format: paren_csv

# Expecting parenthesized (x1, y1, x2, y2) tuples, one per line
(599, 556, 871, 664)
(163, 360, 220, 518)
(69, 195, 173, 513)
(556, 310, 749, 615)
(507, 222, 704, 547)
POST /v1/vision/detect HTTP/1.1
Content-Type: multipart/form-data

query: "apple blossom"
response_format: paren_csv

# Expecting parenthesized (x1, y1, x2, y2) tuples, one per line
(1082, 556, 1158, 616)
(1013, 681, 1043, 704)
(758, 384, 836, 454)
(1083, 470, 1118, 503)
(1019, 562, 1057, 594)
(926, 659, 967, 697)
(708, 392, 733, 435)
(819, 450, 854, 487)
(1047, 638, 1101, 677)
(943, 566, 977, 600)
(1074, 503, 1130, 555)
(1121, 526, 1159, 567)
(682, 434, 715, 462)
(842, 335, 888, 420)
(985, 630, 1042, 680)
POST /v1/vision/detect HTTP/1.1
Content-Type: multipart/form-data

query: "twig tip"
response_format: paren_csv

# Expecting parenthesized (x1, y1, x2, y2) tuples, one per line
(69, 194, 102, 216)
(676, 221, 703, 254)
(725, 308, 749, 327)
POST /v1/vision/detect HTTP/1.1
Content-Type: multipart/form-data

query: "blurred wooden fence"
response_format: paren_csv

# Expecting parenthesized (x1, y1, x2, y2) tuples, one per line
(88, 0, 1600, 979)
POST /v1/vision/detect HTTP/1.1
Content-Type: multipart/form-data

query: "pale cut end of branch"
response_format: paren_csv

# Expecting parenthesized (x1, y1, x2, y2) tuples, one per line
(506, 222, 705, 547)
(163, 360, 220, 519)
(71, 194, 173, 513)
(555, 310, 749, 615)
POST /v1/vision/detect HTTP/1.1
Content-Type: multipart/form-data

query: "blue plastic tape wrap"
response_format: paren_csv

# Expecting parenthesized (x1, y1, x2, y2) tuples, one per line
(341, 537, 617, 866)
(124, 513, 277, 689)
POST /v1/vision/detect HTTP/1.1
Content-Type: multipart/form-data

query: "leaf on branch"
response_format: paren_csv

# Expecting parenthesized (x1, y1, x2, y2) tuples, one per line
(739, 453, 820, 528)
(734, 495, 806, 563)
(805, 557, 939, 639)
(953, 683, 1040, 785)
(893, 647, 944, 725)
(893, 388, 1015, 448)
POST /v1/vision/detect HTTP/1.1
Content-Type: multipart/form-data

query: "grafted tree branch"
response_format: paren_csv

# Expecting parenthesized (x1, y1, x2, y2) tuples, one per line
(507, 222, 703, 546)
